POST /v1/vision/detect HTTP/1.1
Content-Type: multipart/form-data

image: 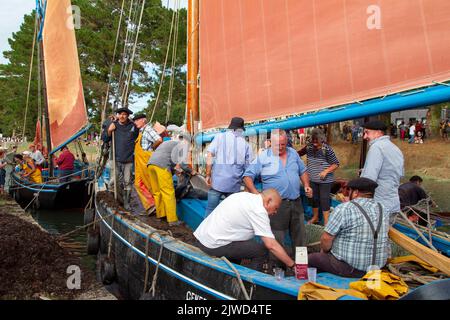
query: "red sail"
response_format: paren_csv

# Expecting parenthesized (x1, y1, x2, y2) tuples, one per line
(42, 0, 88, 149)
(199, 0, 450, 130)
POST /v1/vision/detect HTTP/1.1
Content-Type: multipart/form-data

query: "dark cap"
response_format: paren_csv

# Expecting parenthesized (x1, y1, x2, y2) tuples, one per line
(228, 117, 245, 130)
(133, 113, 147, 121)
(347, 177, 378, 194)
(363, 120, 387, 131)
(115, 107, 133, 115)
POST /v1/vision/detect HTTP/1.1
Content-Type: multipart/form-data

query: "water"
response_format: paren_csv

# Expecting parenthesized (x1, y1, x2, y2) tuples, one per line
(30, 208, 96, 271)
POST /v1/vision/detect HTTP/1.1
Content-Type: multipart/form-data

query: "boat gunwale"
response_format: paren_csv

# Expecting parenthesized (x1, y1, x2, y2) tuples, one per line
(95, 197, 307, 298)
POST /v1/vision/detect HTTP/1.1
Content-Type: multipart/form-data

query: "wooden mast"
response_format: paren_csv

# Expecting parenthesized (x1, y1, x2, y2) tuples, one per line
(186, 0, 199, 135)
(38, 19, 54, 177)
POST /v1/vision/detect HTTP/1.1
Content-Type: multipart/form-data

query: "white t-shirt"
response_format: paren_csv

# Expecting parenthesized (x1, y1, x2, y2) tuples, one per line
(194, 192, 275, 249)
(31, 150, 45, 165)
(409, 125, 415, 136)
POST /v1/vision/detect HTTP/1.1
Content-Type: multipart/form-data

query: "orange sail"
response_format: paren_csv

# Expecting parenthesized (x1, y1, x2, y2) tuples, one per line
(42, 0, 88, 149)
(199, 0, 450, 130)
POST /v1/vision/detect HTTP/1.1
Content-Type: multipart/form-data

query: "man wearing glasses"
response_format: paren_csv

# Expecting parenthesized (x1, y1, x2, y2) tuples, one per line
(360, 120, 404, 224)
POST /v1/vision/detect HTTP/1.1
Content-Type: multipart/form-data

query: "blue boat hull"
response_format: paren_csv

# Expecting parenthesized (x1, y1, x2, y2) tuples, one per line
(94, 192, 362, 300)
(11, 173, 92, 209)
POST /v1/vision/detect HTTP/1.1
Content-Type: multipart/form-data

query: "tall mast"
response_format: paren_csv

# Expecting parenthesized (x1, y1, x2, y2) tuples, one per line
(186, 0, 199, 135)
(38, 19, 54, 177)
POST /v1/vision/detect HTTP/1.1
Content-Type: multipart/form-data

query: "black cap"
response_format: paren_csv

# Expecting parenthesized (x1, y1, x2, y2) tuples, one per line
(228, 117, 245, 130)
(115, 107, 133, 115)
(133, 113, 147, 121)
(363, 120, 387, 131)
(347, 177, 378, 194)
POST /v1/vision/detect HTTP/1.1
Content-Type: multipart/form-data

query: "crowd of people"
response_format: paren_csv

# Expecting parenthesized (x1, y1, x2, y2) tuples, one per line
(1, 109, 436, 280)
(0, 141, 87, 192)
(101, 108, 439, 279)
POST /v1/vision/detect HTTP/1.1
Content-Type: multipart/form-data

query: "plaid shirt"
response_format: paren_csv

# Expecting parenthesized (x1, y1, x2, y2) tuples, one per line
(325, 197, 390, 272)
(140, 125, 161, 151)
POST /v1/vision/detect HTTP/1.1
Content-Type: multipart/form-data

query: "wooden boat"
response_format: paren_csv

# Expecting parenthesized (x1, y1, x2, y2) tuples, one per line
(11, 170, 92, 210)
(10, 0, 92, 210)
(89, 0, 450, 300)
(94, 190, 363, 300)
(92, 186, 449, 300)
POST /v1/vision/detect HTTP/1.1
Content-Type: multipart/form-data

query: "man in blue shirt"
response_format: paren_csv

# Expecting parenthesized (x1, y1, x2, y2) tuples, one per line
(243, 129, 312, 265)
(204, 117, 253, 216)
(360, 120, 404, 224)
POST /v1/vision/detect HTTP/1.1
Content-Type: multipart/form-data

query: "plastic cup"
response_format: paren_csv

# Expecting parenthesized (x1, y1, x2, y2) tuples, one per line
(274, 267, 284, 281)
(307, 267, 317, 282)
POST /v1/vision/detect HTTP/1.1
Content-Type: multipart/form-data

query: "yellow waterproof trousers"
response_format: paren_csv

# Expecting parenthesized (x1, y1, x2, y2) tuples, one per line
(134, 133, 155, 210)
(148, 165, 178, 223)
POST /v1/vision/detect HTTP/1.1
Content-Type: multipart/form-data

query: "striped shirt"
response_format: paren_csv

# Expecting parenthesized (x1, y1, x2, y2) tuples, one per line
(140, 125, 161, 151)
(325, 197, 390, 272)
(301, 143, 339, 184)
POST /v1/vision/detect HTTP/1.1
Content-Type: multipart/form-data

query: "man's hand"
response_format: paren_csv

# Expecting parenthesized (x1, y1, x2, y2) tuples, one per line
(304, 186, 313, 198)
(205, 175, 212, 186)
(108, 122, 116, 135)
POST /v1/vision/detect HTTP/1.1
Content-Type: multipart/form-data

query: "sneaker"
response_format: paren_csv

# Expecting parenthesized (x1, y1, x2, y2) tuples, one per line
(168, 221, 183, 226)
(147, 206, 156, 215)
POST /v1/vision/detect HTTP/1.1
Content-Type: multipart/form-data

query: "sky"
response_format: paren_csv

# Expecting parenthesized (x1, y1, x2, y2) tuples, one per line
(0, 0, 187, 113)
(0, 0, 35, 64)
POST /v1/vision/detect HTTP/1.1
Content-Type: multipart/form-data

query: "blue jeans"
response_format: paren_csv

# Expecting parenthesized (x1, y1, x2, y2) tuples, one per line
(408, 134, 415, 144)
(205, 188, 232, 217)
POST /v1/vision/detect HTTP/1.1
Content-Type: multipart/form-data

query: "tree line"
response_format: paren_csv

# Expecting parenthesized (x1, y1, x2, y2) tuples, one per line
(0, 0, 187, 138)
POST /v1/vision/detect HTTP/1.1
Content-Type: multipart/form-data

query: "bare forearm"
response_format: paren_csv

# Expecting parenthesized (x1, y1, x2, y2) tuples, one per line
(243, 176, 259, 194)
(320, 233, 334, 252)
(263, 237, 295, 268)
(326, 164, 339, 174)
(205, 153, 213, 176)
(300, 172, 310, 188)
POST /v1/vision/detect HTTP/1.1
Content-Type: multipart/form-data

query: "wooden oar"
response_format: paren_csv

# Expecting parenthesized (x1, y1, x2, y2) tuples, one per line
(389, 227, 450, 276)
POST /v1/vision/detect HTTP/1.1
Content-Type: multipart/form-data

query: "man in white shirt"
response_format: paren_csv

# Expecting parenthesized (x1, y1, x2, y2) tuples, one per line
(193, 189, 295, 271)
(29, 144, 45, 168)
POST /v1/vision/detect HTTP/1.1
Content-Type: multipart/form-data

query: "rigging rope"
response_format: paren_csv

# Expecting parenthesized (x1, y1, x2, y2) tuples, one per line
(221, 257, 251, 300)
(149, 5, 177, 123)
(100, 0, 127, 124)
(22, 13, 39, 139)
(117, 0, 137, 103)
(165, 0, 180, 124)
(121, 0, 147, 108)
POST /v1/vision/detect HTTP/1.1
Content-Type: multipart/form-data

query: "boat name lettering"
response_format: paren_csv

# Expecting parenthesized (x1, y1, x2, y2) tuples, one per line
(186, 291, 207, 300)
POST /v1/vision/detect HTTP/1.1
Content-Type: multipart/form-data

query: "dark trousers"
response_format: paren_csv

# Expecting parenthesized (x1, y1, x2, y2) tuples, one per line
(269, 198, 305, 265)
(195, 239, 268, 271)
(308, 252, 366, 278)
(311, 182, 332, 211)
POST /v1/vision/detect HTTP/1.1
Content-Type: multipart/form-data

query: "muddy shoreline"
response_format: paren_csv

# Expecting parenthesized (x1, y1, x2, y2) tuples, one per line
(0, 194, 115, 300)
